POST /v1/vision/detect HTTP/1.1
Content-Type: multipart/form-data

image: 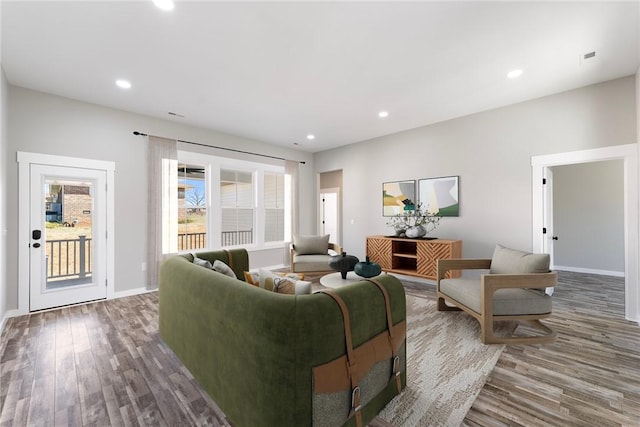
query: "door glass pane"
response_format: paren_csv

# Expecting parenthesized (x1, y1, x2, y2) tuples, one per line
(178, 163, 207, 251)
(44, 179, 93, 289)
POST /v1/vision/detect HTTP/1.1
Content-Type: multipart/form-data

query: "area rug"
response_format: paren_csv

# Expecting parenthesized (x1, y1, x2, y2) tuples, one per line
(272, 270, 510, 425)
(375, 290, 511, 426)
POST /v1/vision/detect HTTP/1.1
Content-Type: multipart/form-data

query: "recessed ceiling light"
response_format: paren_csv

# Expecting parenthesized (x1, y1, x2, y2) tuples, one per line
(115, 79, 131, 89)
(153, 0, 175, 11)
(306, 134, 315, 140)
(378, 111, 389, 118)
(507, 69, 523, 79)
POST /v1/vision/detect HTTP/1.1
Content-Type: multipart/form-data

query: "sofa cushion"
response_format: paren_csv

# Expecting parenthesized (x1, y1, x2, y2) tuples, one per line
(293, 234, 330, 255)
(440, 278, 552, 316)
(213, 260, 237, 279)
(490, 244, 550, 274)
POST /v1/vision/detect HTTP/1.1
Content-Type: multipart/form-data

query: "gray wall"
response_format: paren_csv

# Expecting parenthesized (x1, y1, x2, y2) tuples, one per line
(0, 67, 7, 322)
(552, 161, 624, 274)
(5, 85, 315, 311)
(314, 76, 637, 262)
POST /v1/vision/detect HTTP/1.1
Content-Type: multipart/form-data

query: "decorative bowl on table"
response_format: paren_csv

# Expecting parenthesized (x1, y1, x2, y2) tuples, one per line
(354, 257, 382, 278)
(328, 252, 359, 279)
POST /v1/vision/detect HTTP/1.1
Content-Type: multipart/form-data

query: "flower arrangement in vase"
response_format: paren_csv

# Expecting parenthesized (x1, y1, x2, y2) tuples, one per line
(386, 202, 441, 238)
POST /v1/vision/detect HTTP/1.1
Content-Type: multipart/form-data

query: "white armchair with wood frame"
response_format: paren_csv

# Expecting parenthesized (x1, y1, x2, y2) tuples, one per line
(290, 234, 342, 273)
(436, 244, 557, 345)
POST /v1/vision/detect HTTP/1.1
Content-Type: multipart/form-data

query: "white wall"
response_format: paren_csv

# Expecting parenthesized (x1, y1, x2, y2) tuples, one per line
(552, 160, 624, 275)
(314, 76, 637, 261)
(5, 85, 315, 312)
(0, 68, 7, 324)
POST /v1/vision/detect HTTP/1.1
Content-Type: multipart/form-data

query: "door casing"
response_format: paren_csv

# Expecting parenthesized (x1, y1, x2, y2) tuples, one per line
(531, 144, 638, 323)
(18, 152, 115, 314)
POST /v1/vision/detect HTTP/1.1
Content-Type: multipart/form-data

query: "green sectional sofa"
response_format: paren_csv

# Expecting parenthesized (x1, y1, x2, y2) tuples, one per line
(159, 249, 407, 427)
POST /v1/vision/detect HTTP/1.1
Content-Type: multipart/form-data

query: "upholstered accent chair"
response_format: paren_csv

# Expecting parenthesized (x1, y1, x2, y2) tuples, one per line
(290, 234, 342, 273)
(437, 244, 557, 345)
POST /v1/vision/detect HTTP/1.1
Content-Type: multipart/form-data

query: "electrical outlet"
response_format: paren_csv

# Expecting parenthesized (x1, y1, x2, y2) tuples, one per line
(141, 262, 147, 271)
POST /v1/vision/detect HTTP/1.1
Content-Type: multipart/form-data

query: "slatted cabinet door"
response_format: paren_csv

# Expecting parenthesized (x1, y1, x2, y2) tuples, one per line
(417, 240, 462, 279)
(366, 236, 393, 270)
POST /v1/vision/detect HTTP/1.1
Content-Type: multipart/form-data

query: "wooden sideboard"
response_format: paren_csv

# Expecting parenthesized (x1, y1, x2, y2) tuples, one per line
(366, 236, 462, 280)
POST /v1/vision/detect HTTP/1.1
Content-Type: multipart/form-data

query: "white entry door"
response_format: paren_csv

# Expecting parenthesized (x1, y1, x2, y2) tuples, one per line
(29, 164, 108, 311)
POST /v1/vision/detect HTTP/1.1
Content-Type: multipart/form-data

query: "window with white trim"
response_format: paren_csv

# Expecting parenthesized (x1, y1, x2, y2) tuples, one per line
(168, 151, 287, 252)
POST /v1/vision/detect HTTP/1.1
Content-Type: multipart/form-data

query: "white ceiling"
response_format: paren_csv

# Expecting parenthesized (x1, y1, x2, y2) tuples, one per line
(2, 1, 639, 153)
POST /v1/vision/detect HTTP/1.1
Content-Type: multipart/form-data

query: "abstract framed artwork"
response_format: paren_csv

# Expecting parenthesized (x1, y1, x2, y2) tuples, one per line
(418, 176, 460, 217)
(383, 180, 416, 216)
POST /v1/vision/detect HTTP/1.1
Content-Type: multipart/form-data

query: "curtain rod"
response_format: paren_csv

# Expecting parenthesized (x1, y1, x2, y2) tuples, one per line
(133, 131, 306, 164)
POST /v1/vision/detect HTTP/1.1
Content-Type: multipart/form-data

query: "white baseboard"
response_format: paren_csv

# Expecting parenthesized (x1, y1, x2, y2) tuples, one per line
(553, 265, 625, 277)
(114, 287, 155, 299)
(1, 309, 22, 335)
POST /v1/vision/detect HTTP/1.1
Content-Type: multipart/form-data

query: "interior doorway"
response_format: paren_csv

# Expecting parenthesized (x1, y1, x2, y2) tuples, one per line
(18, 152, 115, 314)
(551, 160, 625, 277)
(319, 170, 343, 245)
(319, 188, 340, 243)
(531, 144, 638, 322)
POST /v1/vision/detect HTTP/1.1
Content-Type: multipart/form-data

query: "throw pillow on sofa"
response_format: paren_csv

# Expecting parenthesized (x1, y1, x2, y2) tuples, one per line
(244, 271, 260, 286)
(193, 256, 237, 279)
(244, 271, 304, 286)
(213, 260, 236, 279)
(258, 268, 311, 294)
(193, 256, 213, 269)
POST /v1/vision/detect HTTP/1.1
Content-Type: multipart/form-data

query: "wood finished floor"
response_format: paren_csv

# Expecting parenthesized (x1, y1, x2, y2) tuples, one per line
(464, 271, 640, 427)
(0, 271, 638, 426)
(0, 293, 230, 426)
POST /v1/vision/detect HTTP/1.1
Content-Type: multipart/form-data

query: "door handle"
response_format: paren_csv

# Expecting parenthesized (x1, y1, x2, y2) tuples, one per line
(33, 243, 41, 248)
(552, 236, 558, 241)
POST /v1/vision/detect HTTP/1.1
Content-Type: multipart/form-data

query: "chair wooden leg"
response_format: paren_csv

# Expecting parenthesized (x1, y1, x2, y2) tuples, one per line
(482, 318, 556, 345)
(437, 297, 461, 312)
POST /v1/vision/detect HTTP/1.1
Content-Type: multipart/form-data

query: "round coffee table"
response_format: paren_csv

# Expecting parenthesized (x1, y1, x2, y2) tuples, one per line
(320, 271, 363, 288)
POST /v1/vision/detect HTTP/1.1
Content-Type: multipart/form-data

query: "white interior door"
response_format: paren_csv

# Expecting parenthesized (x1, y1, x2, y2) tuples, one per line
(29, 164, 107, 311)
(543, 167, 555, 266)
(320, 188, 340, 244)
